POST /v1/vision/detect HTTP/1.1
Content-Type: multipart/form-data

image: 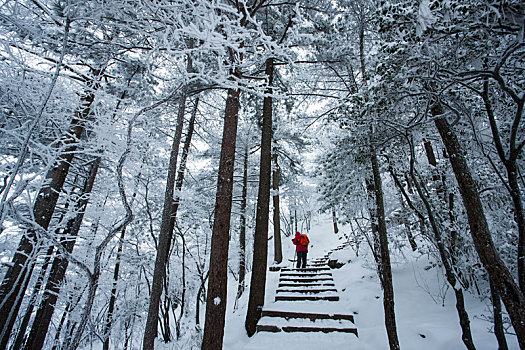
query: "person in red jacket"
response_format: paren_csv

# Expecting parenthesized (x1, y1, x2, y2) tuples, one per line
(292, 231, 309, 268)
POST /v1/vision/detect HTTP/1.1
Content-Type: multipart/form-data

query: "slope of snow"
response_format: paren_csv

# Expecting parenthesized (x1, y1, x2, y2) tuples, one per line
(223, 216, 520, 349)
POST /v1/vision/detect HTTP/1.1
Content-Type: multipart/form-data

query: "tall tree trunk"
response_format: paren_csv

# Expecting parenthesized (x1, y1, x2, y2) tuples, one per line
(24, 157, 101, 350)
(332, 210, 339, 234)
(272, 148, 282, 264)
(245, 57, 274, 337)
(165, 97, 199, 341)
(159, 279, 172, 342)
(201, 83, 241, 349)
(174, 231, 186, 339)
(143, 93, 187, 349)
(490, 277, 509, 350)
(433, 103, 525, 348)
(358, 24, 398, 346)
(168, 97, 200, 252)
(0, 80, 98, 349)
(365, 177, 382, 274)
(237, 147, 249, 299)
(370, 145, 400, 350)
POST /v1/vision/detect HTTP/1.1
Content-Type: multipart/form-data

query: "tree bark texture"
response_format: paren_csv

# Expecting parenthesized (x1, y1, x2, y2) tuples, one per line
(24, 157, 101, 350)
(272, 148, 282, 264)
(143, 93, 187, 349)
(0, 83, 98, 349)
(201, 86, 241, 350)
(370, 145, 400, 350)
(245, 57, 274, 337)
(433, 108, 525, 349)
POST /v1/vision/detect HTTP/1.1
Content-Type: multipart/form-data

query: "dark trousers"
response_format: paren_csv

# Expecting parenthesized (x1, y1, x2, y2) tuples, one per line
(296, 251, 307, 268)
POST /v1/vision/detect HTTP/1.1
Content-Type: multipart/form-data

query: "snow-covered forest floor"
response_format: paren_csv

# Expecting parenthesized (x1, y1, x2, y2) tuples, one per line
(221, 217, 520, 350)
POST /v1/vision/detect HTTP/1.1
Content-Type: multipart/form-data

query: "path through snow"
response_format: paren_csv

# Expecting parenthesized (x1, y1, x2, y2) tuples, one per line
(222, 216, 520, 349)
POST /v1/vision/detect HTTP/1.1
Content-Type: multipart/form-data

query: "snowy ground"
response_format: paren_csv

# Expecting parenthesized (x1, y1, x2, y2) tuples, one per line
(223, 216, 520, 350)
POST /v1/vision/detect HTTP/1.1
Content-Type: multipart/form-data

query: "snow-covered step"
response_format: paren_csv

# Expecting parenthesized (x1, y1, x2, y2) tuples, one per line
(275, 293, 339, 301)
(285, 274, 328, 278)
(281, 267, 330, 272)
(280, 272, 332, 278)
(256, 241, 358, 337)
(279, 280, 333, 286)
(275, 289, 338, 296)
(261, 310, 354, 323)
(277, 282, 336, 288)
(256, 316, 357, 335)
(281, 270, 332, 274)
(276, 287, 338, 293)
(279, 276, 333, 280)
(279, 277, 334, 283)
(278, 282, 335, 288)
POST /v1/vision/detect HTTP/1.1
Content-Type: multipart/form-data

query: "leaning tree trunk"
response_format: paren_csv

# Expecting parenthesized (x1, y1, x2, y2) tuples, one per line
(0, 79, 99, 349)
(433, 103, 525, 348)
(143, 93, 187, 349)
(24, 157, 101, 350)
(370, 144, 400, 350)
(410, 173, 476, 350)
(201, 81, 242, 350)
(419, 140, 476, 349)
(245, 57, 274, 337)
(272, 148, 282, 264)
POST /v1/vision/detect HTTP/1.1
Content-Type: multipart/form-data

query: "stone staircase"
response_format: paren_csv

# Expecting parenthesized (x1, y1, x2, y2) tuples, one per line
(257, 243, 357, 336)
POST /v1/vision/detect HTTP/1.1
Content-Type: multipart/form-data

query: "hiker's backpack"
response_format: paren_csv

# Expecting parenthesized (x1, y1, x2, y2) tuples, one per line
(299, 234, 309, 246)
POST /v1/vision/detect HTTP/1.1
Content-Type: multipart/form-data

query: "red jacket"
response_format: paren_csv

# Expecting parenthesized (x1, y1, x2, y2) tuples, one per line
(293, 232, 308, 252)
